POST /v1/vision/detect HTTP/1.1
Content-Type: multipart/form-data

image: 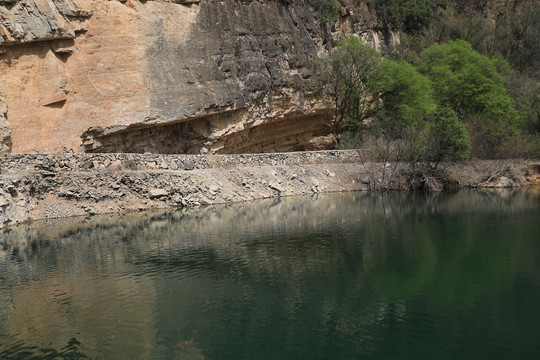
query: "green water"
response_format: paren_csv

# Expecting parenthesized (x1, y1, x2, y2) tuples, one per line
(1, 189, 540, 359)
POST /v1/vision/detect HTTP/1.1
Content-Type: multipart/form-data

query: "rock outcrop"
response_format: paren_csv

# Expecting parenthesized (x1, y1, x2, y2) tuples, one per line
(0, 91, 11, 153)
(0, 0, 90, 45)
(0, 0, 397, 153)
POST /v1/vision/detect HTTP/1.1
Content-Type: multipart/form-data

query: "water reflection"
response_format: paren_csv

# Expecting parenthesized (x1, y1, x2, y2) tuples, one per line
(1, 189, 540, 359)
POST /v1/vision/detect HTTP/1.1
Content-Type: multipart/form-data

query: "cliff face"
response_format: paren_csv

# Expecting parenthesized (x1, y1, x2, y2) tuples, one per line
(0, 0, 396, 154)
(0, 91, 10, 152)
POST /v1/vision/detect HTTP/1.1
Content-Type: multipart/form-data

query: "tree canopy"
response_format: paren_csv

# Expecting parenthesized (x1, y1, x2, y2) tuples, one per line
(377, 59, 436, 128)
(318, 37, 521, 159)
(420, 40, 517, 121)
(420, 39, 520, 155)
(316, 36, 382, 139)
(427, 107, 471, 162)
(371, 0, 433, 33)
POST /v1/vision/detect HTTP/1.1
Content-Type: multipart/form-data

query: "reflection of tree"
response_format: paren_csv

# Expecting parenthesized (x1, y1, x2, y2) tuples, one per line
(1, 189, 540, 359)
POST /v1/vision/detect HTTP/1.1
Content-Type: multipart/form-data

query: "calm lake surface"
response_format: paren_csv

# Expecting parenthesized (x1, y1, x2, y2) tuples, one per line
(1, 190, 540, 359)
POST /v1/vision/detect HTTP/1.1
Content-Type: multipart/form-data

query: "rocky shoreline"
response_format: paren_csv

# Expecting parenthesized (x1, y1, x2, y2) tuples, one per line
(1, 150, 539, 229)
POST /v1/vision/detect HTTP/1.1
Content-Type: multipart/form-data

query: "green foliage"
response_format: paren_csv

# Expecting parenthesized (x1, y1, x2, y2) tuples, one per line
(319, 35, 525, 159)
(435, 0, 448, 9)
(309, 0, 342, 23)
(316, 36, 382, 140)
(427, 1, 539, 76)
(234, 39, 242, 57)
(322, 1, 342, 23)
(367, 59, 436, 163)
(373, 0, 433, 33)
(377, 59, 436, 128)
(427, 107, 471, 162)
(420, 40, 515, 111)
(420, 40, 519, 156)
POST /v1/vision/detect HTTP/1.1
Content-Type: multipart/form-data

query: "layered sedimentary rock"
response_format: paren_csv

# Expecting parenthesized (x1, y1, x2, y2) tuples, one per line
(0, 0, 397, 153)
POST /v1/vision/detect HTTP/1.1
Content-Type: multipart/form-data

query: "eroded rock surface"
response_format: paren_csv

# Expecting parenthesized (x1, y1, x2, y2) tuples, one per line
(0, 0, 398, 153)
(0, 92, 11, 153)
(0, 0, 90, 45)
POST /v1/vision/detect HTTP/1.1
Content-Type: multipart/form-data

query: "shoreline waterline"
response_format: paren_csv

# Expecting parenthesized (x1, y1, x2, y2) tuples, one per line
(1, 150, 539, 229)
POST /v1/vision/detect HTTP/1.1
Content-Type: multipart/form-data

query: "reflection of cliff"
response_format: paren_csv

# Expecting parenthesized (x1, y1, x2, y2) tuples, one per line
(0, 219, 158, 358)
(1, 190, 540, 358)
(0, 0, 397, 153)
(3, 188, 540, 274)
(1, 276, 157, 359)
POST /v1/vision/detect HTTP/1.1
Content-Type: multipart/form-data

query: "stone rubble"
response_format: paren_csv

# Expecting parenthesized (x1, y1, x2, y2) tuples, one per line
(1, 150, 539, 229)
(0, 150, 368, 228)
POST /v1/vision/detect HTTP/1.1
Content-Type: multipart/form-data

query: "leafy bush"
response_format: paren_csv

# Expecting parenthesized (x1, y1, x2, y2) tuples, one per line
(376, 59, 436, 129)
(308, 0, 342, 23)
(427, 107, 471, 162)
(420, 39, 519, 156)
(372, 0, 433, 33)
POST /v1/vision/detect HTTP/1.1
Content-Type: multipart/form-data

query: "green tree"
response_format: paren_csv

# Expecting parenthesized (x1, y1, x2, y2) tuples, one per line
(354, 59, 436, 166)
(367, 59, 436, 163)
(316, 36, 382, 141)
(371, 0, 433, 33)
(427, 107, 471, 162)
(420, 39, 520, 156)
(307, 0, 342, 23)
(376, 59, 436, 134)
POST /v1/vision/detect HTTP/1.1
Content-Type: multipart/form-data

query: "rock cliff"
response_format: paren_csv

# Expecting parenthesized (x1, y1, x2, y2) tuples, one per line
(0, 0, 397, 153)
(0, 91, 11, 152)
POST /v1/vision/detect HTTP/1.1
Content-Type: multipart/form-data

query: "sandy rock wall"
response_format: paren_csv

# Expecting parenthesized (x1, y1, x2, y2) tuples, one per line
(1, 0, 196, 152)
(0, 0, 397, 154)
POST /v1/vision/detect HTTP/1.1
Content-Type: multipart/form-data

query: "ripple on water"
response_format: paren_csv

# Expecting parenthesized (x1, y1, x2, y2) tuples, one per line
(1, 191, 540, 359)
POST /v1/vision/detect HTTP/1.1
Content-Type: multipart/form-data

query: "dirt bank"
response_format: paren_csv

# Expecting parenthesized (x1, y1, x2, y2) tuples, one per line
(1, 151, 539, 229)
